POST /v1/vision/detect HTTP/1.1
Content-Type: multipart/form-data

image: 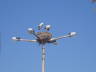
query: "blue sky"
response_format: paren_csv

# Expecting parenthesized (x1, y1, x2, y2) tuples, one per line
(0, 0, 96, 72)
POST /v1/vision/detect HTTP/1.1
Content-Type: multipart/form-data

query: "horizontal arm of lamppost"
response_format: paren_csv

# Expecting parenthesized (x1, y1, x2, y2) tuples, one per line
(50, 32, 77, 41)
(12, 37, 37, 42)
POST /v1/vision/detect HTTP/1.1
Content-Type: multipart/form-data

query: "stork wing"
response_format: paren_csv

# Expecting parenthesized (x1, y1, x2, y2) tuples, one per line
(12, 37, 37, 42)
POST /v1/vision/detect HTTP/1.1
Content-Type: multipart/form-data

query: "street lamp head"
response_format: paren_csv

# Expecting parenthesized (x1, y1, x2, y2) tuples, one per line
(45, 25, 51, 31)
(12, 37, 17, 40)
(12, 37, 21, 41)
(68, 32, 77, 37)
(27, 28, 35, 34)
(38, 22, 44, 30)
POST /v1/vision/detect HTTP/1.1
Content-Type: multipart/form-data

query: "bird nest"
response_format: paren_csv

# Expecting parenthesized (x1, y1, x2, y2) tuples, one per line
(36, 32, 52, 44)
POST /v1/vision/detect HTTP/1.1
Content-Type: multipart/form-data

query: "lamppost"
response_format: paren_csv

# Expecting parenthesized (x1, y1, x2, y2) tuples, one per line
(12, 22, 76, 72)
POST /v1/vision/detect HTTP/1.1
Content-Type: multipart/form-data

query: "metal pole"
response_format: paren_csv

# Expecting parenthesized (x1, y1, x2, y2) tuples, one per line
(42, 45, 46, 72)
